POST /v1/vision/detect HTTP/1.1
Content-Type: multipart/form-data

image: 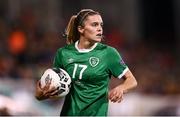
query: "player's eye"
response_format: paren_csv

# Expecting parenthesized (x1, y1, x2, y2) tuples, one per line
(92, 22, 98, 27)
(100, 23, 103, 28)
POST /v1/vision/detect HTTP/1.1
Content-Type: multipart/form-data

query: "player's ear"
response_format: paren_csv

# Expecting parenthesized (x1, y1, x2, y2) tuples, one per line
(78, 26, 84, 34)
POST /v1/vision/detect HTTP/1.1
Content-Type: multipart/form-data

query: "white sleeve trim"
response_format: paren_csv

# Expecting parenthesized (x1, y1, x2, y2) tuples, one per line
(117, 67, 129, 79)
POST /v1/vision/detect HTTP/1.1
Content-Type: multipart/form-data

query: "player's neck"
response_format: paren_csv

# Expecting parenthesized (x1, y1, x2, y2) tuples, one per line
(78, 39, 95, 49)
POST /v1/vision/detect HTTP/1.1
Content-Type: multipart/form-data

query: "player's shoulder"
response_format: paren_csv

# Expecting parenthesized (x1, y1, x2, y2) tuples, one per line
(97, 43, 118, 53)
(96, 42, 111, 50)
(56, 43, 75, 52)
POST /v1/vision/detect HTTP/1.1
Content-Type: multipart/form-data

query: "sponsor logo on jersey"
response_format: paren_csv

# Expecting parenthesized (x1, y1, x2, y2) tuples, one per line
(89, 57, 99, 67)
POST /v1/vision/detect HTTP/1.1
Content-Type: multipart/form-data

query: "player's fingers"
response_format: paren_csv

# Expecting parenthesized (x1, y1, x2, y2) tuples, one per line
(110, 97, 117, 103)
(36, 80, 42, 89)
(43, 88, 55, 97)
(109, 94, 117, 102)
(110, 92, 123, 103)
(109, 91, 118, 100)
(117, 95, 123, 103)
(50, 89, 59, 96)
(46, 86, 57, 94)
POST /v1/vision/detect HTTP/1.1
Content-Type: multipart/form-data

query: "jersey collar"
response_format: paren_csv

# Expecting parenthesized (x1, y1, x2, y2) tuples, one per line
(75, 41, 98, 53)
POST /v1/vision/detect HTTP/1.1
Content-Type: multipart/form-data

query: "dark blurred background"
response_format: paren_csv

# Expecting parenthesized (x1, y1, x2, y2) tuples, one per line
(0, 0, 180, 116)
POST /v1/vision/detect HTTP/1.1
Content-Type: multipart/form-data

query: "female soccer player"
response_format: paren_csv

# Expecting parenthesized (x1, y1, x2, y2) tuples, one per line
(35, 9, 137, 116)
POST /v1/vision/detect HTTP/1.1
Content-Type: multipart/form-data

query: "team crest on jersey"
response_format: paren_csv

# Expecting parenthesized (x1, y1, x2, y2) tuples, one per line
(89, 57, 99, 67)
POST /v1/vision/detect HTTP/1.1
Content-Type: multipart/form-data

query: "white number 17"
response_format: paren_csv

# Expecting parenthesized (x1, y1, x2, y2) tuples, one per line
(72, 64, 87, 79)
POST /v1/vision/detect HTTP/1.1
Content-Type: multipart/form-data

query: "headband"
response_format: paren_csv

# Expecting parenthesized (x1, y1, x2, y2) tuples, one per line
(77, 9, 97, 26)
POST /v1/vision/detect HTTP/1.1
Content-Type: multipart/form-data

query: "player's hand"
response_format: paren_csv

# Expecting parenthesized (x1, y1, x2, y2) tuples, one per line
(108, 86, 124, 103)
(35, 79, 59, 100)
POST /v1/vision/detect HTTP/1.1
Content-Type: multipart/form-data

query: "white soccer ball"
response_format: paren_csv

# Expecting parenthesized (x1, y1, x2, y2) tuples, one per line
(40, 68, 71, 98)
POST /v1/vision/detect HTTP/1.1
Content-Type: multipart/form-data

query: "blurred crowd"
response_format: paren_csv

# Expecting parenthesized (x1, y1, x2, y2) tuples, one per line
(0, 1, 180, 116)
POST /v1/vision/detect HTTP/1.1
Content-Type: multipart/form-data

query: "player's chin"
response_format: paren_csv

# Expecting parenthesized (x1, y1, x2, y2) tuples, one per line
(94, 37, 102, 42)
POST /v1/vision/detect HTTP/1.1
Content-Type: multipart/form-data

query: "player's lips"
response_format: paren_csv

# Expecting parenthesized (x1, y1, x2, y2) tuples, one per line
(96, 34, 102, 37)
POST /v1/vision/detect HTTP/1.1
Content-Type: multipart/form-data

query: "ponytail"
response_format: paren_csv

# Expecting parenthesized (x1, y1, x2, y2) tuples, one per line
(66, 15, 79, 44)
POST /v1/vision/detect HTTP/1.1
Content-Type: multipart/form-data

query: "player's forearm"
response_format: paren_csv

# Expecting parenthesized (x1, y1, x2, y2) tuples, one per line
(119, 70, 137, 93)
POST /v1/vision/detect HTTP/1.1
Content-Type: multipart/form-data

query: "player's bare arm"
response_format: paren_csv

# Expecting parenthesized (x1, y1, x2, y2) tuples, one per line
(109, 70, 137, 103)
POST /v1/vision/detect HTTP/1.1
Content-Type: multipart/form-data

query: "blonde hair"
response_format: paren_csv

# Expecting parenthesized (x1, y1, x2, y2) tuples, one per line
(65, 9, 100, 44)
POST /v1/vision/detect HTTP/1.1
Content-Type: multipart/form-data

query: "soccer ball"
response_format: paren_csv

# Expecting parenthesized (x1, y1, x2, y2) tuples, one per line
(40, 68, 71, 98)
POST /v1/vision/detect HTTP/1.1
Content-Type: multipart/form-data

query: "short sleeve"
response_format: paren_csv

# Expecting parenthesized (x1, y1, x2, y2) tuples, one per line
(53, 49, 63, 68)
(107, 47, 129, 79)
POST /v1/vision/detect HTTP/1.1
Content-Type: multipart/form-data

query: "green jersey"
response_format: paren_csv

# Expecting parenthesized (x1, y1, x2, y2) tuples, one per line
(53, 41, 128, 116)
